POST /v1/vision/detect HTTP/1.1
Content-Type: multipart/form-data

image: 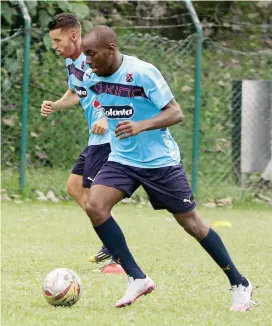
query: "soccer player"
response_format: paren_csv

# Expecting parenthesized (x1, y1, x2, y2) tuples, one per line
(80, 25, 254, 311)
(40, 14, 114, 266)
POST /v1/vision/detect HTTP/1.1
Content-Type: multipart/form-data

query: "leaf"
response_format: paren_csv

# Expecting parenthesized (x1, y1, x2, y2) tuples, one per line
(39, 10, 52, 28)
(82, 20, 93, 33)
(257, 1, 270, 8)
(68, 3, 90, 19)
(2, 78, 11, 91)
(43, 34, 52, 51)
(57, 2, 70, 12)
(4, 58, 20, 75)
(92, 15, 107, 25)
(25, 0, 38, 16)
(47, 6, 57, 16)
(1, 2, 14, 25)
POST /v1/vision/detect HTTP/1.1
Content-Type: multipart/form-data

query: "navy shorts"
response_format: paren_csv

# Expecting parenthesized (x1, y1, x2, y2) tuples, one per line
(71, 143, 111, 188)
(92, 161, 196, 214)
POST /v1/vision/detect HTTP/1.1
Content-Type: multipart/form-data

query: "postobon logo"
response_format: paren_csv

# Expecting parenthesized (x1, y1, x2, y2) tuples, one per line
(74, 86, 87, 98)
(103, 105, 134, 119)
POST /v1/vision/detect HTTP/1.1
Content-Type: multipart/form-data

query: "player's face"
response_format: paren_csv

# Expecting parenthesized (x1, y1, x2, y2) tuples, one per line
(49, 28, 77, 59)
(82, 41, 115, 77)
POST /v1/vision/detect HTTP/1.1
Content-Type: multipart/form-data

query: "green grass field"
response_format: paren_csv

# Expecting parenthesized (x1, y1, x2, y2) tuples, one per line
(2, 202, 272, 325)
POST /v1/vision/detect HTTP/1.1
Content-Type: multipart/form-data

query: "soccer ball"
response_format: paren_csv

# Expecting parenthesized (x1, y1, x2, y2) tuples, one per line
(42, 268, 81, 307)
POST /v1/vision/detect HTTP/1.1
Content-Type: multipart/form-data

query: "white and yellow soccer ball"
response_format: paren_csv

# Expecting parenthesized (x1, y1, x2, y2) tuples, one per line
(42, 268, 81, 307)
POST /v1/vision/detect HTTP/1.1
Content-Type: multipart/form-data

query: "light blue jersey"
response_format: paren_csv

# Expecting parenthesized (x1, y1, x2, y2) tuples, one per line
(65, 53, 109, 145)
(82, 55, 181, 168)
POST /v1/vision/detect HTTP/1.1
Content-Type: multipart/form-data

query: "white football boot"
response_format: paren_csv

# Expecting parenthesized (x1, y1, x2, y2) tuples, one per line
(115, 275, 155, 308)
(230, 279, 256, 311)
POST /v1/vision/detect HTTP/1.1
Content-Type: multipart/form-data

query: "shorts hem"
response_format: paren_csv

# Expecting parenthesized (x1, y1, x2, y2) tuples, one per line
(166, 202, 196, 214)
(92, 181, 131, 197)
(70, 171, 83, 176)
(82, 183, 91, 189)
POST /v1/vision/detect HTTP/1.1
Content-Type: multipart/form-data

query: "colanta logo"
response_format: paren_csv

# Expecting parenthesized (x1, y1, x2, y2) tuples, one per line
(74, 86, 87, 98)
(103, 105, 134, 119)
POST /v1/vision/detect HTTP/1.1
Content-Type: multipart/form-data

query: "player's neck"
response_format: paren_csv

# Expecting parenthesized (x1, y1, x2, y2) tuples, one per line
(70, 46, 83, 61)
(107, 52, 123, 76)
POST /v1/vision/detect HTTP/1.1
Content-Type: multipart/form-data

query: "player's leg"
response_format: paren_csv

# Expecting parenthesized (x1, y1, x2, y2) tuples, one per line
(67, 173, 88, 210)
(82, 143, 114, 264)
(69, 146, 111, 262)
(140, 163, 253, 311)
(68, 146, 90, 210)
(173, 209, 253, 310)
(173, 208, 253, 311)
(85, 161, 155, 307)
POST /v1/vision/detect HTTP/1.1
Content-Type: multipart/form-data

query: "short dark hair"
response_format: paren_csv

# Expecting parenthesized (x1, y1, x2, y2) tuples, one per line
(48, 13, 81, 31)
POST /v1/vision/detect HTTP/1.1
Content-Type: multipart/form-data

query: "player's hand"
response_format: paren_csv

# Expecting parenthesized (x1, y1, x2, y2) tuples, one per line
(92, 118, 108, 135)
(115, 120, 143, 139)
(41, 101, 54, 117)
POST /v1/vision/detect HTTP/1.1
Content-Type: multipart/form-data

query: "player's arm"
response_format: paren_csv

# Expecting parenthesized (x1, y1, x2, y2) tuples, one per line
(115, 99, 183, 139)
(139, 99, 183, 131)
(41, 89, 79, 117)
(115, 65, 183, 139)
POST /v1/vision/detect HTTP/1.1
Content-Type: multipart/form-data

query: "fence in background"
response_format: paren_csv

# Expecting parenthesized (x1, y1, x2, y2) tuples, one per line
(1, 8, 272, 203)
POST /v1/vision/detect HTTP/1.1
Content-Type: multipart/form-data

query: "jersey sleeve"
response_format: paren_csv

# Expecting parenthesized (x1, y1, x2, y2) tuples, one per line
(142, 64, 174, 110)
(66, 70, 75, 91)
(65, 59, 75, 91)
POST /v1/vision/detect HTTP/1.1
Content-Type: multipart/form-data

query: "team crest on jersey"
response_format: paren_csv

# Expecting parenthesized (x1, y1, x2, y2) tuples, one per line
(93, 99, 102, 110)
(126, 73, 133, 83)
(81, 61, 85, 70)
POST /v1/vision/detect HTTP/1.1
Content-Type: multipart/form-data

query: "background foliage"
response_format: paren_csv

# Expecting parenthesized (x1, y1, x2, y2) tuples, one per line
(1, 1, 272, 204)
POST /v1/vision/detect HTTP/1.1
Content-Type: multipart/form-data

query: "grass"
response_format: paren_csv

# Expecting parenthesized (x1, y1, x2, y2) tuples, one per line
(1, 202, 272, 325)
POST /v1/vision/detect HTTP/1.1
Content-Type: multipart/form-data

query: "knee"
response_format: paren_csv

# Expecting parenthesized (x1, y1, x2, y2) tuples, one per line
(85, 199, 108, 226)
(175, 210, 209, 240)
(183, 219, 203, 239)
(66, 179, 76, 198)
(66, 177, 83, 200)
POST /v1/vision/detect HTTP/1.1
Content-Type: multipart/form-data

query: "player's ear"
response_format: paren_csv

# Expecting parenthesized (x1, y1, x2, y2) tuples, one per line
(108, 43, 115, 54)
(70, 31, 77, 42)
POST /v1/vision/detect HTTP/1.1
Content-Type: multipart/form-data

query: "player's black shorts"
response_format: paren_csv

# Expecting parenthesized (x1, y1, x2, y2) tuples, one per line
(71, 143, 111, 188)
(92, 161, 196, 214)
